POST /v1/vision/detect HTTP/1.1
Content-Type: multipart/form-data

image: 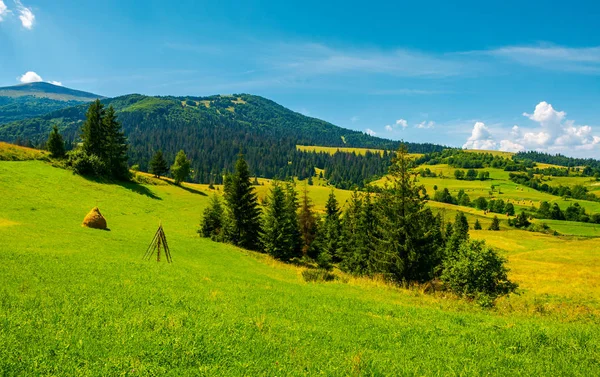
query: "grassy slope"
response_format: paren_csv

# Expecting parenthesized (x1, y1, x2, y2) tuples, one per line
(1, 160, 599, 375)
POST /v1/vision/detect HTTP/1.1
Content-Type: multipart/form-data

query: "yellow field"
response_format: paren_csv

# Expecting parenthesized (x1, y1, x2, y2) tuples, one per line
(297, 144, 387, 156)
(0, 141, 49, 161)
(462, 149, 515, 158)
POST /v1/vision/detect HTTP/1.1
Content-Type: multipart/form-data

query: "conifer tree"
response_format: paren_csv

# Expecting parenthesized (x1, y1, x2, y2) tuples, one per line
(284, 182, 302, 259)
(223, 154, 262, 250)
(47, 124, 65, 158)
(474, 219, 482, 230)
(80, 99, 106, 158)
(171, 150, 191, 184)
(373, 144, 443, 283)
(261, 182, 289, 260)
(320, 190, 341, 263)
(199, 195, 224, 240)
(489, 216, 501, 231)
(446, 211, 469, 255)
(103, 105, 129, 180)
(150, 151, 169, 178)
(338, 190, 363, 272)
(298, 185, 319, 258)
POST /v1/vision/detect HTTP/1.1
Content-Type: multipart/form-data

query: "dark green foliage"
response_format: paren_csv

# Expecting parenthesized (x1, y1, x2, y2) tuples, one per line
(284, 182, 302, 259)
(551, 203, 565, 221)
(433, 188, 456, 204)
(474, 197, 488, 210)
(416, 149, 532, 170)
(474, 219, 482, 230)
(319, 190, 341, 264)
(223, 154, 262, 250)
(301, 269, 336, 282)
(149, 150, 169, 178)
(261, 182, 289, 260)
(103, 106, 130, 180)
(457, 189, 471, 206)
(505, 203, 515, 216)
(446, 212, 469, 256)
(171, 150, 191, 184)
(80, 100, 106, 158)
(441, 240, 518, 302)
(509, 172, 599, 202)
(489, 216, 500, 231)
(199, 195, 224, 240)
(508, 211, 531, 229)
(372, 145, 444, 283)
(68, 148, 107, 176)
(454, 169, 465, 180)
(298, 186, 319, 259)
(47, 125, 65, 158)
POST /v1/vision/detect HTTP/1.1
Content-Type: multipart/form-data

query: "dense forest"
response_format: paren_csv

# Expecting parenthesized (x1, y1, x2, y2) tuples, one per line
(415, 149, 534, 170)
(0, 93, 443, 187)
(515, 151, 600, 170)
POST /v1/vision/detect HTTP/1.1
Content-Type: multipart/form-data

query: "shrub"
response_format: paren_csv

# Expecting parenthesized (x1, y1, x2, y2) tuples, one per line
(302, 269, 336, 282)
(67, 149, 108, 177)
(441, 240, 517, 304)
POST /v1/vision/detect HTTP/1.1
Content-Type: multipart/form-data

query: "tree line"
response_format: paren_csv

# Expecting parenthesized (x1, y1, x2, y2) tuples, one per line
(200, 147, 517, 305)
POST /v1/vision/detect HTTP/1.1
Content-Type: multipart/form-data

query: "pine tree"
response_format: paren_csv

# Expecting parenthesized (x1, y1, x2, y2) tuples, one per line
(474, 219, 482, 230)
(223, 154, 262, 250)
(103, 105, 129, 180)
(47, 125, 65, 158)
(80, 99, 106, 158)
(284, 182, 302, 259)
(150, 151, 169, 178)
(446, 211, 469, 255)
(199, 195, 224, 239)
(489, 216, 501, 231)
(261, 182, 289, 260)
(171, 150, 191, 184)
(373, 144, 443, 283)
(320, 190, 341, 263)
(298, 185, 319, 258)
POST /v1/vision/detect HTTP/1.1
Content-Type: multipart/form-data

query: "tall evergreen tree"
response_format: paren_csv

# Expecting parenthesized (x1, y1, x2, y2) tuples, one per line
(284, 182, 302, 259)
(298, 185, 319, 258)
(373, 144, 444, 283)
(103, 105, 129, 180)
(223, 154, 262, 250)
(199, 195, 224, 240)
(320, 190, 341, 263)
(489, 216, 501, 231)
(338, 191, 364, 272)
(47, 124, 65, 158)
(261, 182, 290, 260)
(446, 211, 469, 256)
(171, 150, 191, 184)
(150, 150, 169, 178)
(80, 99, 106, 158)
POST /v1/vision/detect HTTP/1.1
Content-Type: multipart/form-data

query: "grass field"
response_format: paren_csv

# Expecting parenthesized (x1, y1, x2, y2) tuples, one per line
(1, 159, 600, 375)
(297, 144, 388, 156)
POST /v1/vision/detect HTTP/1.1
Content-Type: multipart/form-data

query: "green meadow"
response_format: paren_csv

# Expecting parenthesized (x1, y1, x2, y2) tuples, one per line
(1, 158, 600, 375)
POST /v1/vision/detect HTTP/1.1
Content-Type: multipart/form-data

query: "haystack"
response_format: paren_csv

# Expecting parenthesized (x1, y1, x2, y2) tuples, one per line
(82, 207, 107, 230)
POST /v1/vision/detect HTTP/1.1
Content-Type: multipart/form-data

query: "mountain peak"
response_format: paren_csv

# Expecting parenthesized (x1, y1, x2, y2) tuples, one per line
(0, 82, 104, 102)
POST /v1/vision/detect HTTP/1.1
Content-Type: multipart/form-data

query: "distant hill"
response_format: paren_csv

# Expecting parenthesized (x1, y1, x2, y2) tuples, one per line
(0, 92, 445, 184)
(0, 82, 103, 123)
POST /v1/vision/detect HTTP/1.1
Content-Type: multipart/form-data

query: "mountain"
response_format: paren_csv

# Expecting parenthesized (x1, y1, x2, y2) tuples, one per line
(0, 82, 103, 124)
(0, 92, 445, 186)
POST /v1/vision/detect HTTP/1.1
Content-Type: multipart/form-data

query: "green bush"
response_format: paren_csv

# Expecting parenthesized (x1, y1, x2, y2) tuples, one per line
(441, 240, 517, 304)
(67, 149, 107, 177)
(302, 269, 336, 282)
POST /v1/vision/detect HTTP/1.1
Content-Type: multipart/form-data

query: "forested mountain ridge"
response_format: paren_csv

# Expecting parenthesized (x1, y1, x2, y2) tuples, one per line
(0, 92, 445, 186)
(0, 82, 103, 124)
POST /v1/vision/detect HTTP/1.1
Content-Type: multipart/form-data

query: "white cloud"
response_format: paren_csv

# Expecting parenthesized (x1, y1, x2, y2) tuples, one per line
(15, 0, 34, 29)
(0, 1, 9, 21)
(18, 71, 42, 83)
(463, 122, 497, 150)
(48, 80, 62, 86)
(499, 140, 525, 152)
(416, 120, 435, 129)
(365, 128, 376, 136)
(396, 119, 408, 128)
(385, 125, 393, 132)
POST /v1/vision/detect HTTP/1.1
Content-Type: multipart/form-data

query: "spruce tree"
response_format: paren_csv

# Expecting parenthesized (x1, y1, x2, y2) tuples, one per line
(199, 195, 224, 240)
(261, 182, 289, 260)
(474, 219, 482, 230)
(223, 154, 262, 250)
(171, 150, 191, 184)
(489, 216, 501, 231)
(298, 185, 319, 258)
(373, 144, 443, 283)
(150, 151, 169, 178)
(47, 125, 65, 158)
(446, 211, 469, 255)
(338, 190, 363, 272)
(320, 190, 341, 263)
(103, 105, 129, 180)
(284, 182, 302, 259)
(80, 99, 106, 158)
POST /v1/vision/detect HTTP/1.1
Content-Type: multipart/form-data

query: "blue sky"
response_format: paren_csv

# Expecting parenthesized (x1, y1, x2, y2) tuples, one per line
(1, 0, 600, 157)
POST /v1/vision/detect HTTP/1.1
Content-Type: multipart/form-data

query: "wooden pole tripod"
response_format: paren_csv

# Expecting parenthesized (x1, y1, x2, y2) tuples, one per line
(143, 223, 172, 263)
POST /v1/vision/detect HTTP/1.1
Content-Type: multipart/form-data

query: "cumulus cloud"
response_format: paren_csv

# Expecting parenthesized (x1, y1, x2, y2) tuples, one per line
(0, 1, 9, 21)
(365, 128, 376, 136)
(48, 80, 63, 86)
(396, 119, 408, 128)
(499, 140, 525, 152)
(18, 71, 42, 83)
(416, 120, 435, 129)
(15, 0, 34, 29)
(385, 125, 393, 132)
(463, 122, 497, 150)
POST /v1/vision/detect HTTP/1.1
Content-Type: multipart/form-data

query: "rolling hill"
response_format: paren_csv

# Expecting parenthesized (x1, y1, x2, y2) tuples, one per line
(0, 91, 444, 185)
(0, 82, 103, 124)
